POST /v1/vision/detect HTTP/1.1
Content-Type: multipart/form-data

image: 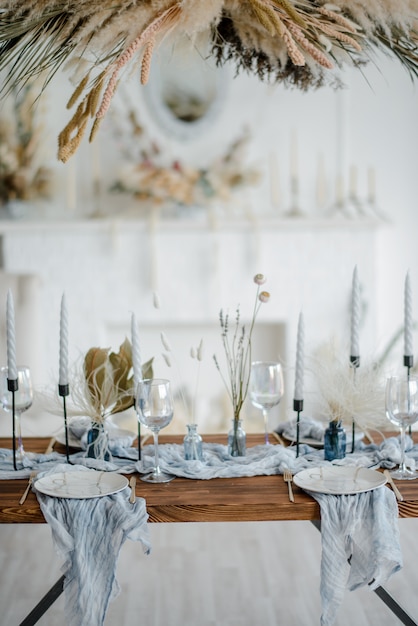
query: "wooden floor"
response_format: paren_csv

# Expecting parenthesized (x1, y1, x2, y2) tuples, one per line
(1, 519, 418, 625)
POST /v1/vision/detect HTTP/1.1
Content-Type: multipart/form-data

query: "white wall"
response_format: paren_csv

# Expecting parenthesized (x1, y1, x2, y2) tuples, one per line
(0, 51, 417, 436)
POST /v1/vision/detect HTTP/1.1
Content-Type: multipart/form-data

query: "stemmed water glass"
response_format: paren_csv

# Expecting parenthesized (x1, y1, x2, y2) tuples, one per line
(385, 376, 418, 480)
(249, 361, 284, 445)
(0, 366, 33, 462)
(135, 378, 175, 483)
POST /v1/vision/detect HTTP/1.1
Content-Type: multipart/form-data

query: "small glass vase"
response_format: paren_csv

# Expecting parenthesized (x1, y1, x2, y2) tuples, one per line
(228, 419, 246, 457)
(183, 423, 203, 461)
(86, 422, 111, 461)
(324, 420, 346, 461)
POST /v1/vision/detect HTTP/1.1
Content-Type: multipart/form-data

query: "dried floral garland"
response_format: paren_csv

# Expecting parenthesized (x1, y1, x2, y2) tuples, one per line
(1, 0, 418, 162)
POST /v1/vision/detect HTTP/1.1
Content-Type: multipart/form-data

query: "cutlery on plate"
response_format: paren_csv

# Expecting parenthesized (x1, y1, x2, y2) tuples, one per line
(129, 476, 137, 503)
(383, 470, 404, 502)
(283, 469, 295, 503)
(44, 437, 56, 454)
(271, 431, 286, 446)
(19, 471, 37, 505)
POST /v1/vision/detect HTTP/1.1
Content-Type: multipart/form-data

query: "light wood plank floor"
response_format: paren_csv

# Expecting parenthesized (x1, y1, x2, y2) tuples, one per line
(1, 519, 417, 625)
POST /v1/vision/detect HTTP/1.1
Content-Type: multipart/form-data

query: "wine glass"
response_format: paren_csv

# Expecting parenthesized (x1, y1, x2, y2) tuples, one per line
(385, 376, 418, 480)
(135, 378, 175, 483)
(249, 361, 284, 445)
(0, 366, 33, 462)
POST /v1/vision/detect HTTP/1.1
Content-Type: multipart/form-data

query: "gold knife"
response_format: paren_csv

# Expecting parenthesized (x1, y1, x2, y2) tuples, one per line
(129, 476, 137, 504)
(19, 471, 37, 505)
(271, 431, 286, 446)
(44, 437, 56, 454)
(383, 470, 404, 502)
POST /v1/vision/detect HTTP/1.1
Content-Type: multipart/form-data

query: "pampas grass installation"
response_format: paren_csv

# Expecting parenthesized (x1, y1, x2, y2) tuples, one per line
(1, 0, 418, 161)
(310, 340, 389, 433)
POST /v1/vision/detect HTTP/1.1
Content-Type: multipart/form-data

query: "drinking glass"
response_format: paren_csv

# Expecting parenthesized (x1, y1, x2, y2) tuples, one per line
(249, 361, 284, 445)
(135, 378, 175, 483)
(385, 376, 418, 480)
(0, 366, 33, 462)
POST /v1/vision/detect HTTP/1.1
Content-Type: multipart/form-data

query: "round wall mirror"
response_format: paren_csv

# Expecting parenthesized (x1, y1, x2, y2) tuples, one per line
(142, 37, 228, 141)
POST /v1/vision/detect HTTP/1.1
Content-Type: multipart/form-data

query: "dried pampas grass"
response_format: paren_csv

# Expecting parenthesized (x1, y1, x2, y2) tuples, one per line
(310, 340, 389, 432)
(1, 0, 418, 162)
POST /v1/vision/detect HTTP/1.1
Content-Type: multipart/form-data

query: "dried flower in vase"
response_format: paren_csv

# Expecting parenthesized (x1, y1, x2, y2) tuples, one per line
(311, 340, 387, 433)
(80, 339, 153, 425)
(213, 274, 270, 453)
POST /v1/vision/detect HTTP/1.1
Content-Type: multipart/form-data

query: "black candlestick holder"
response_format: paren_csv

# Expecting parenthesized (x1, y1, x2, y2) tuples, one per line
(8, 377, 18, 470)
(293, 399, 303, 457)
(350, 356, 360, 453)
(137, 421, 141, 461)
(58, 383, 72, 463)
(404, 355, 414, 436)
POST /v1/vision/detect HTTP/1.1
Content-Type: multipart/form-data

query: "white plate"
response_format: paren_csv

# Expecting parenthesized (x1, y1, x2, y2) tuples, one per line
(35, 470, 129, 499)
(55, 431, 83, 449)
(282, 430, 364, 449)
(293, 466, 387, 495)
(55, 427, 136, 450)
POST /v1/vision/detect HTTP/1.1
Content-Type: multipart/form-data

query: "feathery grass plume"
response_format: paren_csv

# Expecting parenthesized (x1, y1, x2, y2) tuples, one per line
(310, 340, 388, 432)
(282, 27, 306, 66)
(286, 22, 334, 68)
(140, 38, 155, 84)
(88, 117, 102, 143)
(66, 74, 90, 110)
(248, 0, 285, 36)
(271, 0, 308, 30)
(1, 0, 418, 157)
(96, 3, 182, 119)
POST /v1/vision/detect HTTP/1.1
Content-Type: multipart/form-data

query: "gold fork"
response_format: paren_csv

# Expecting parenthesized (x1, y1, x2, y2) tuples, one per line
(283, 469, 294, 503)
(19, 471, 37, 505)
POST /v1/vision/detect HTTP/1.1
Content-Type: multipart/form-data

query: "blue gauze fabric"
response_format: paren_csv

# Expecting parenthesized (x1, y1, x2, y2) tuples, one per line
(35, 464, 150, 626)
(311, 487, 402, 626)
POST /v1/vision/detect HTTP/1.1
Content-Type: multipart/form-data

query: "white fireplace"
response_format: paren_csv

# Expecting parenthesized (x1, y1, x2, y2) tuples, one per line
(0, 215, 383, 436)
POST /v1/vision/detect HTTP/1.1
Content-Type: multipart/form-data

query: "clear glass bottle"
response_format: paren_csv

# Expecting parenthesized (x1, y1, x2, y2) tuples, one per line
(324, 420, 346, 461)
(228, 419, 246, 457)
(183, 423, 203, 461)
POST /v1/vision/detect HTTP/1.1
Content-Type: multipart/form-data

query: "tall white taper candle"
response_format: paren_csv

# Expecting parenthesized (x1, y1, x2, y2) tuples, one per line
(6, 290, 17, 381)
(404, 271, 413, 357)
(131, 313, 142, 388)
(59, 293, 69, 386)
(294, 312, 305, 401)
(350, 266, 360, 358)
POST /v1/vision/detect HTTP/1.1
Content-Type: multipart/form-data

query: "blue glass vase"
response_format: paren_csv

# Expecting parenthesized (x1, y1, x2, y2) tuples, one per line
(86, 422, 111, 461)
(228, 419, 246, 457)
(183, 423, 203, 461)
(324, 420, 346, 461)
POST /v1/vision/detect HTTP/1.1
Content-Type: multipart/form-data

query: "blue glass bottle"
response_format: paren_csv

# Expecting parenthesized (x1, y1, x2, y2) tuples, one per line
(184, 424, 203, 461)
(324, 420, 346, 461)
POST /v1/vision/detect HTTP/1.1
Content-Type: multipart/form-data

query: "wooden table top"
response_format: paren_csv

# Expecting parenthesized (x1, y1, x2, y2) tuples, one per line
(1, 434, 418, 524)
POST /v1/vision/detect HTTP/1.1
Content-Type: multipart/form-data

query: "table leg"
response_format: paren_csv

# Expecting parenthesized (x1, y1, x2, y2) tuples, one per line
(310, 520, 418, 626)
(19, 575, 65, 626)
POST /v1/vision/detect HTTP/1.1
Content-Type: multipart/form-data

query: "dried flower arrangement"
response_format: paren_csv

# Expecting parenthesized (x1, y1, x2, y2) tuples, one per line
(213, 273, 270, 453)
(1, 1, 418, 162)
(71, 339, 153, 425)
(110, 109, 260, 208)
(0, 83, 52, 205)
(311, 340, 388, 433)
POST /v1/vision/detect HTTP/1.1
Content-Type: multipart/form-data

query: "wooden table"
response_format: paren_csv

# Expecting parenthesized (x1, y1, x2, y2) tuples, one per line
(1, 434, 418, 626)
(1, 434, 418, 524)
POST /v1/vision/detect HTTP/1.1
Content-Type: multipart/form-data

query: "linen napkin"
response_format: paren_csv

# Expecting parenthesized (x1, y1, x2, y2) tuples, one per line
(311, 486, 402, 626)
(35, 464, 150, 626)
